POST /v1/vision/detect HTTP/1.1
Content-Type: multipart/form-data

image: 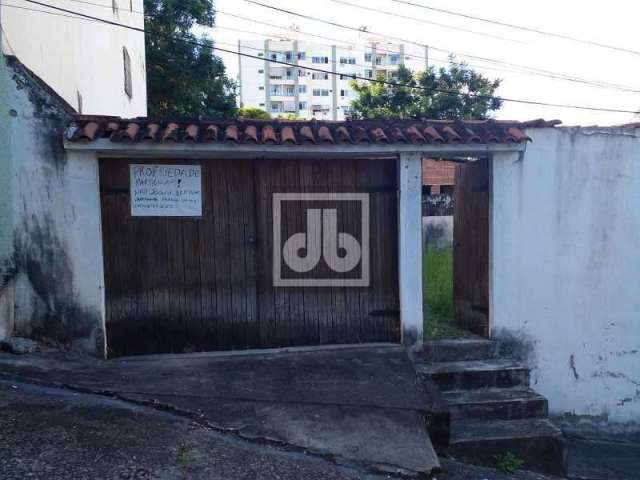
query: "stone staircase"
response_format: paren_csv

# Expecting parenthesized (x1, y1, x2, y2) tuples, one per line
(415, 338, 568, 476)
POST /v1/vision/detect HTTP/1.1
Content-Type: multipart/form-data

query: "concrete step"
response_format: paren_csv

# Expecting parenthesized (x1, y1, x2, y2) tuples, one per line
(419, 338, 497, 363)
(443, 388, 548, 421)
(416, 359, 529, 391)
(449, 418, 567, 476)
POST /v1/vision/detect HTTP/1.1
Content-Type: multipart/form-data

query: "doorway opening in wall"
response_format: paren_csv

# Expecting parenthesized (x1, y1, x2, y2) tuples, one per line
(421, 157, 490, 340)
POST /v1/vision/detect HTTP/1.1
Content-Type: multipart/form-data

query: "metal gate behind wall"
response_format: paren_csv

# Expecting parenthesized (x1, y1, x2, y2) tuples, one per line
(99, 157, 399, 356)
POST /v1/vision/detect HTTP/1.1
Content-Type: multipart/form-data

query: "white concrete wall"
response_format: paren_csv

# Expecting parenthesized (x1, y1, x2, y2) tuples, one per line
(0, 57, 105, 355)
(1, 0, 146, 117)
(492, 127, 640, 433)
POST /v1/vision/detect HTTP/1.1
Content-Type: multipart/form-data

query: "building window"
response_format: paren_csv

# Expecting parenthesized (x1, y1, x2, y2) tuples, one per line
(312, 72, 329, 80)
(285, 51, 293, 61)
(340, 89, 345, 97)
(375, 56, 383, 65)
(258, 69, 264, 73)
(112, 0, 118, 13)
(298, 85, 306, 93)
(389, 53, 400, 65)
(312, 56, 329, 64)
(364, 53, 372, 62)
(259, 103, 265, 107)
(297, 52, 306, 60)
(313, 89, 329, 96)
(270, 53, 277, 60)
(123, 46, 132, 98)
(258, 52, 264, 57)
(339, 74, 355, 81)
(259, 86, 264, 90)
(364, 69, 373, 79)
(339, 57, 356, 65)
(299, 102, 307, 110)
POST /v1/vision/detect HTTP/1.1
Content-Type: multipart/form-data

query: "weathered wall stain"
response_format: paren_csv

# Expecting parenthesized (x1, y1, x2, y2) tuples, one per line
(1, 56, 103, 354)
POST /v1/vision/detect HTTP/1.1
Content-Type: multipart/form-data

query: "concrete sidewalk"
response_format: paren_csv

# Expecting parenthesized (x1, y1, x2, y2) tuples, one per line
(0, 345, 441, 477)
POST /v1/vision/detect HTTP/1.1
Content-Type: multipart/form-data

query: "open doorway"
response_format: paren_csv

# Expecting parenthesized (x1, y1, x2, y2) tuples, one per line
(421, 157, 490, 339)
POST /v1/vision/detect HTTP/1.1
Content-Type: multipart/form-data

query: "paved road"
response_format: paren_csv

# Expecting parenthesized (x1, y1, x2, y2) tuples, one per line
(0, 380, 389, 480)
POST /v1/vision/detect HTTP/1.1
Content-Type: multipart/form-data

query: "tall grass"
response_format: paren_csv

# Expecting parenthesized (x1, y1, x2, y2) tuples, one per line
(423, 247, 454, 318)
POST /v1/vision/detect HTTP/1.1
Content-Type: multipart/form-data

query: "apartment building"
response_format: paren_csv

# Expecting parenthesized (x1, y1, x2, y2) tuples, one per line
(237, 39, 406, 120)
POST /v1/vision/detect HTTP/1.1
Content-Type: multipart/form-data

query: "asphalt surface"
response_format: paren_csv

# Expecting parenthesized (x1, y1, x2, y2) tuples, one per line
(0, 380, 389, 480)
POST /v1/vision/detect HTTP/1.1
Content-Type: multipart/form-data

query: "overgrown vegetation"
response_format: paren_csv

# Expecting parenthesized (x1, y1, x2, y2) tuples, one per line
(423, 247, 472, 339)
(494, 451, 524, 474)
(423, 247, 454, 318)
(238, 107, 271, 120)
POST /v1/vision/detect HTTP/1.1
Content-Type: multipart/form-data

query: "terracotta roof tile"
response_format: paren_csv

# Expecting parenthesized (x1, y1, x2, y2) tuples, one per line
(299, 125, 316, 144)
(317, 125, 334, 144)
(281, 126, 297, 144)
(185, 124, 199, 142)
(224, 125, 239, 143)
(162, 123, 180, 142)
(261, 124, 278, 144)
(66, 117, 558, 146)
(204, 124, 219, 142)
(243, 125, 258, 143)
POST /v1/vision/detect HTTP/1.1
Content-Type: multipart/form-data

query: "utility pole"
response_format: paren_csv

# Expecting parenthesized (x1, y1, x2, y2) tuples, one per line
(293, 40, 299, 116)
(264, 39, 271, 113)
(331, 45, 338, 120)
(399, 44, 405, 67)
(237, 40, 243, 108)
(371, 41, 377, 78)
(425, 45, 429, 71)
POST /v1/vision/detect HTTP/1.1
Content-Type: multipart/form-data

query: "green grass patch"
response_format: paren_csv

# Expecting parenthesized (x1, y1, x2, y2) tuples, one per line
(423, 247, 473, 339)
(423, 247, 454, 319)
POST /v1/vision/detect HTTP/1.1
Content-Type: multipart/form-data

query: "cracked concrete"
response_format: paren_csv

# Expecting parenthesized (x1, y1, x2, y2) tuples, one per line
(0, 345, 441, 476)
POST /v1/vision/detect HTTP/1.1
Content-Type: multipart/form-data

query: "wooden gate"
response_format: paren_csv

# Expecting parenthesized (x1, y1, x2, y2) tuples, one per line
(452, 158, 490, 337)
(100, 157, 399, 356)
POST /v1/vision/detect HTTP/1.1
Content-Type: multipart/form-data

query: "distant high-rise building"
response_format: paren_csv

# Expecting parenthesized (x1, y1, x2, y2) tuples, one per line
(237, 39, 406, 120)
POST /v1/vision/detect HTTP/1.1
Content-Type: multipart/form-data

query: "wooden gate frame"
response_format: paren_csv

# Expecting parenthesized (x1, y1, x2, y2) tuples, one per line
(64, 140, 526, 358)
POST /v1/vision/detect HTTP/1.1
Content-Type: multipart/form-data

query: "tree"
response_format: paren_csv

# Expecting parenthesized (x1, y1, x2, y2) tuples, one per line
(144, 0, 236, 118)
(349, 58, 502, 119)
(238, 107, 271, 120)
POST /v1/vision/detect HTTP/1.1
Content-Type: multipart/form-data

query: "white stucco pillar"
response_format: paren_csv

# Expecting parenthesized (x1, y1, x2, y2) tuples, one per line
(398, 152, 423, 350)
(65, 150, 107, 357)
(489, 150, 520, 336)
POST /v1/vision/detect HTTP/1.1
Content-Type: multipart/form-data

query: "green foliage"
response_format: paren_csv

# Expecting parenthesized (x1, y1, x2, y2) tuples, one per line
(277, 113, 304, 120)
(350, 58, 502, 119)
(494, 452, 524, 474)
(144, 0, 236, 118)
(238, 107, 271, 120)
(423, 247, 454, 318)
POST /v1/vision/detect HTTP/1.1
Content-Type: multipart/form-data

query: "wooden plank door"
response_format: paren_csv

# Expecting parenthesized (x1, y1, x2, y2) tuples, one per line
(452, 158, 490, 337)
(99, 158, 258, 356)
(253, 157, 400, 347)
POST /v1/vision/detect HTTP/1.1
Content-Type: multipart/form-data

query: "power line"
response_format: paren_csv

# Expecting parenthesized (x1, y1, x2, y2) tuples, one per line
(330, 0, 525, 44)
(18, 0, 636, 93)
(391, 0, 640, 56)
(243, 0, 640, 93)
(213, 10, 640, 93)
(14, 0, 640, 114)
(214, 21, 640, 94)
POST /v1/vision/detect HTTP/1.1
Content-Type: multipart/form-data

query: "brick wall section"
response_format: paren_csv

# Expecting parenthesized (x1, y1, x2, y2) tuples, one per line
(422, 158, 456, 194)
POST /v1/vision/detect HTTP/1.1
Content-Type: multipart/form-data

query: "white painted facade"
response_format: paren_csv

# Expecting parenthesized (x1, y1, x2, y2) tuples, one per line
(491, 127, 640, 432)
(237, 39, 405, 120)
(0, 0, 147, 117)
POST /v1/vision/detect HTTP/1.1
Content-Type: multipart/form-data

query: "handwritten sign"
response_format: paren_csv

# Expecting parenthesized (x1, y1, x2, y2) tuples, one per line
(130, 164, 202, 217)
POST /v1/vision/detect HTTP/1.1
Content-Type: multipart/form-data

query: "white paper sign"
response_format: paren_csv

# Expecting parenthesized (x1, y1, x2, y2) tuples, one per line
(130, 164, 202, 217)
